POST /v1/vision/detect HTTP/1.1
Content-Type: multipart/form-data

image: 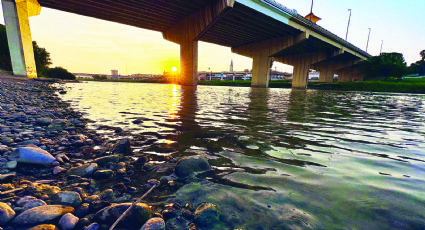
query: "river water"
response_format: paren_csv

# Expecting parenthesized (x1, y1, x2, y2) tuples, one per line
(59, 81, 425, 229)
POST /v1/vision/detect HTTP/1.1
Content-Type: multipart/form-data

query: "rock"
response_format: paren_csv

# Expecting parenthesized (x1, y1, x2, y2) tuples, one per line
(0, 202, 15, 225)
(59, 213, 79, 230)
(22, 199, 47, 211)
(26, 224, 59, 230)
(140, 217, 165, 230)
(111, 139, 132, 155)
(34, 183, 61, 196)
(85, 223, 100, 230)
(194, 203, 221, 228)
(93, 170, 114, 180)
(174, 156, 211, 178)
(53, 166, 66, 175)
(36, 118, 52, 126)
(74, 203, 89, 218)
(95, 203, 153, 228)
(8, 147, 56, 166)
(165, 217, 191, 230)
(12, 205, 74, 226)
(51, 191, 82, 207)
(99, 189, 115, 201)
(47, 119, 67, 131)
(6, 160, 17, 169)
(93, 155, 120, 166)
(0, 173, 16, 183)
(17, 196, 38, 207)
(67, 163, 98, 177)
(132, 119, 143, 124)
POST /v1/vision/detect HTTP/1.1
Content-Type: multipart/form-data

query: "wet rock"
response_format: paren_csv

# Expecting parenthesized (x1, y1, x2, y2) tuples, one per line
(6, 160, 17, 169)
(165, 217, 191, 230)
(22, 199, 47, 211)
(51, 191, 82, 207)
(174, 155, 211, 178)
(99, 189, 115, 202)
(67, 163, 98, 177)
(0, 202, 15, 225)
(36, 118, 52, 126)
(59, 213, 79, 230)
(53, 166, 66, 175)
(33, 183, 61, 196)
(17, 196, 38, 207)
(8, 147, 56, 166)
(0, 173, 16, 183)
(85, 195, 100, 204)
(85, 222, 100, 230)
(93, 155, 120, 167)
(95, 203, 153, 228)
(194, 203, 221, 228)
(93, 170, 114, 180)
(74, 203, 89, 218)
(132, 119, 143, 124)
(140, 217, 165, 230)
(27, 224, 59, 230)
(111, 139, 132, 155)
(47, 119, 67, 131)
(12, 205, 74, 226)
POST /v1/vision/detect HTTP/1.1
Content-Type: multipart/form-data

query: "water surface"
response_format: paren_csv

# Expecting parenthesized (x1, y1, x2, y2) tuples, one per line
(60, 82, 425, 229)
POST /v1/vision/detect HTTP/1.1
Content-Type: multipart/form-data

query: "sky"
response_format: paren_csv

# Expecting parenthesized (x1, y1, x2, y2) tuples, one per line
(1, 0, 424, 75)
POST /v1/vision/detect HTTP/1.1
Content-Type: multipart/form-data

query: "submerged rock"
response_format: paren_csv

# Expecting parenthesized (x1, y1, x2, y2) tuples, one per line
(8, 147, 56, 165)
(174, 155, 211, 178)
(194, 203, 221, 228)
(51, 191, 82, 207)
(141, 217, 165, 230)
(0, 202, 15, 225)
(95, 203, 153, 228)
(59, 213, 79, 230)
(111, 139, 132, 155)
(12, 205, 74, 226)
(93, 155, 120, 166)
(67, 163, 98, 177)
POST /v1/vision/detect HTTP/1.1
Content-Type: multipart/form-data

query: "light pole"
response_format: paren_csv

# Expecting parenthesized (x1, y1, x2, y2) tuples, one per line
(366, 28, 371, 52)
(380, 40, 384, 54)
(345, 9, 352, 41)
(208, 67, 212, 81)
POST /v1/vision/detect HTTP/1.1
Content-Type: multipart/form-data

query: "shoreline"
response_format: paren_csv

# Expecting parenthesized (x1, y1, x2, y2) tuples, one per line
(0, 73, 219, 229)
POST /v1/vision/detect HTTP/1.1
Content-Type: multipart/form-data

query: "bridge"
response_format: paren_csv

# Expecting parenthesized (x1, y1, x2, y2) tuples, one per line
(2, 0, 371, 88)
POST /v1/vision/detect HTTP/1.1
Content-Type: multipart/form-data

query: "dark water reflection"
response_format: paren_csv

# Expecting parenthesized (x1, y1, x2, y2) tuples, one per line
(60, 82, 425, 229)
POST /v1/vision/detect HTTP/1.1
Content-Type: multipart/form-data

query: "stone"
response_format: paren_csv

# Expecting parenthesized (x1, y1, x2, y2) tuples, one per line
(85, 223, 100, 230)
(47, 119, 67, 131)
(36, 118, 52, 126)
(17, 196, 38, 206)
(53, 166, 66, 175)
(93, 155, 120, 166)
(0, 202, 15, 225)
(22, 199, 47, 211)
(6, 160, 17, 169)
(67, 163, 98, 177)
(74, 203, 89, 218)
(99, 189, 115, 201)
(8, 147, 56, 166)
(165, 217, 191, 230)
(51, 191, 82, 207)
(59, 213, 79, 230)
(95, 203, 153, 228)
(140, 217, 165, 230)
(93, 170, 114, 180)
(26, 224, 59, 230)
(111, 139, 132, 155)
(174, 155, 211, 178)
(12, 205, 74, 226)
(194, 203, 221, 228)
(0, 173, 16, 183)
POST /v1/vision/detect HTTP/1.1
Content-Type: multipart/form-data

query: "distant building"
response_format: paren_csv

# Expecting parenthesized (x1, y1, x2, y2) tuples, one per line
(110, 70, 119, 79)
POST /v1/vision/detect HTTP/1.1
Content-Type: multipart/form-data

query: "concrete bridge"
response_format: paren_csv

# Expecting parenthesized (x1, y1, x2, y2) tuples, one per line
(2, 0, 371, 88)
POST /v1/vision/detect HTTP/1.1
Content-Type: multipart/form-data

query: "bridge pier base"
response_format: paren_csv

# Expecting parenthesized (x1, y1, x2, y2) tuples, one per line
(318, 67, 335, 83)
(180, 40, 199, 86)
(2, 0, 40, 78)
(251, 54, 272, 88)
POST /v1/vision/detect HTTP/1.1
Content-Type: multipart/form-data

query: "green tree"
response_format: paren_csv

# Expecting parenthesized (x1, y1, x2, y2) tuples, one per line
(93, 75, 108, 81)
(0, 24, 12, 71)
(420, 50, 425, 61)
(33, 41, 52, 75)
(46, 67, 76, 80)
(360, 52, 408, 80)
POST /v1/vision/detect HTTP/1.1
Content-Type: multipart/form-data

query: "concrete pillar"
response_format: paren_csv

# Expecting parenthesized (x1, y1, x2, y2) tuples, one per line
(251, 54, 271, 88)
(180, 40, 198, 86)
(2, 0, 40, 78)
(292, 61, 309, 88)
(318, 67, 335, 83)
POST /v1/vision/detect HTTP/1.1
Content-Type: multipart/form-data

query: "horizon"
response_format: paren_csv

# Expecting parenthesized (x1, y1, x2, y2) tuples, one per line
(1, 0, 424, 75)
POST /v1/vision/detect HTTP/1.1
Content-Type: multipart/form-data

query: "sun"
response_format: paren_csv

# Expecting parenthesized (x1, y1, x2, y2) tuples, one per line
(171, 67, 177, 72)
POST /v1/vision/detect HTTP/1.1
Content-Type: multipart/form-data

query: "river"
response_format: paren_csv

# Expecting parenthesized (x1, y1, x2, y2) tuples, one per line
(59, 81, 425, 229)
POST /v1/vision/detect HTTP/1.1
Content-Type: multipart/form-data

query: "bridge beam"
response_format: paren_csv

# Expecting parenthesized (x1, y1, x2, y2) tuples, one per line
(163, 0, 235, 86)
(2, 0, 40, 78)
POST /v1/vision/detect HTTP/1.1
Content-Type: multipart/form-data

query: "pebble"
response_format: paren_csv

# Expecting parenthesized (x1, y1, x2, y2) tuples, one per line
(140, 217, 165, 230)
(26, 224, 59, 230)
(8, 146, 57, 165)
(12, 205, 74, 226)
(59, 213, 79, 230)
(67, 163, 98, 177)
(0, 202, 15, 225)
(51, 191, 82, 207)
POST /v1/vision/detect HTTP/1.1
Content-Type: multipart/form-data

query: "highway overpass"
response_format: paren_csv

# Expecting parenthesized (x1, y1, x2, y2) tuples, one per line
(2, 0, 371, 88)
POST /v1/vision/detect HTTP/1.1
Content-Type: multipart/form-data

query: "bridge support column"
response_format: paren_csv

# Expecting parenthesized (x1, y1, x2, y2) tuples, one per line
(2, 0, 40, 78)
(336, 66, 365, 82)
(318, 67, 335, 83)
(251, 54, 272, 88)
(163, 0, 235, 86)
(292, 61, 310, 88)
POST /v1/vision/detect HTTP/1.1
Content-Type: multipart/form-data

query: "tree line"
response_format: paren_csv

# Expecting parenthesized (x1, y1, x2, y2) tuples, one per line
(0, 24, 75, 80)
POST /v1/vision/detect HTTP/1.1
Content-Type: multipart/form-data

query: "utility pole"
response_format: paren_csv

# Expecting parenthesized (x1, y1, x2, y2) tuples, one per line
(366, 28, 371, 52)
(345, 9, 352, 41)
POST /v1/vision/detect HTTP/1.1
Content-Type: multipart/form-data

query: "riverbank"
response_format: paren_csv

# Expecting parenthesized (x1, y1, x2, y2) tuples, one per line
(0, 73, 221, 230)
(81, 77, 425, 94)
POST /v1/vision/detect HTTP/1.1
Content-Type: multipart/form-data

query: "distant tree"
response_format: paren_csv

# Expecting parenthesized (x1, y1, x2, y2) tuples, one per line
(0, 24, 12, 71)
(33, 41, 52, 75)
(46, 67, 76, 80)
(93, 75, 107, 81)
(360, 52, 408, 80)
(420, 50, 425, 61)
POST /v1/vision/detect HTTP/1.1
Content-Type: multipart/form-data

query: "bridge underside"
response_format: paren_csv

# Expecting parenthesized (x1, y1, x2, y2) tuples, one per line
(3, 0, 369, 87)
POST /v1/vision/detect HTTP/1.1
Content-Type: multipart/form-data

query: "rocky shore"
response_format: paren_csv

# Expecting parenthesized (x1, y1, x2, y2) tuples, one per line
(0, 74, 222, 230)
